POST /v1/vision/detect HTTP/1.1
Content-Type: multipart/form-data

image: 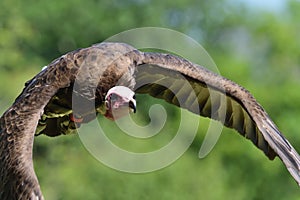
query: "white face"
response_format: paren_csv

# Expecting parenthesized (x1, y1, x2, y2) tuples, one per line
(104, 86, 136, 120)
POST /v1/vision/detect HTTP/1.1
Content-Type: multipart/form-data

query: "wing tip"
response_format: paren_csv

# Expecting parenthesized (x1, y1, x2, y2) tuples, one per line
(287, 166, 300, 187)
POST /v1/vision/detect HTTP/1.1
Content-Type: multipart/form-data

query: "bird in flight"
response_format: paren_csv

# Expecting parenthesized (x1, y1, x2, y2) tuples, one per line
(0, 42, 299, 199)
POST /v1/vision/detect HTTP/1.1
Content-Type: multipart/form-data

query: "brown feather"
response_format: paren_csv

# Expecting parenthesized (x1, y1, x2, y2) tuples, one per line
(1, 42, 299, 199)
(136, 52, 300, 184)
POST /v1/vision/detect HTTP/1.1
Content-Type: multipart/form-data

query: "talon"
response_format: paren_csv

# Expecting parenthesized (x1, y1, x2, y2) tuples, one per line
(69, 113, 83, 123)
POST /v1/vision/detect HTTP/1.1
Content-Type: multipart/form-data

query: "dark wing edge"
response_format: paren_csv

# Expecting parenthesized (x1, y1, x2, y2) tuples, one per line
(0, 51, 79, 199)
(135, 52, 300, 185)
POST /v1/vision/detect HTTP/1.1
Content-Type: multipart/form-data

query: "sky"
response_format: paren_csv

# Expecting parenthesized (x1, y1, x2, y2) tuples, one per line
(240, 0, 287, 12)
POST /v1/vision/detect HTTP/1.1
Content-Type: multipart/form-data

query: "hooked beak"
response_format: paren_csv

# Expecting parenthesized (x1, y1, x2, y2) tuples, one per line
(129, 99, 136, 113)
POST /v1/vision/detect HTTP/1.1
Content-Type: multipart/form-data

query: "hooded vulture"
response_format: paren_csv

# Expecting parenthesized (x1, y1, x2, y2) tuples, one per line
(0, 42, 299, 199)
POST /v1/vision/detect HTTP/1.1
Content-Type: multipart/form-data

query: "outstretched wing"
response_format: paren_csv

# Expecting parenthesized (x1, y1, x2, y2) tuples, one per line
(0, 52, 78, 199)
(1, 80, 52, 198)
(0, 43, 105, 198)
(0, 42, 143, 199)
(135, 52, 300, 185)
(1, 42, 299, 199)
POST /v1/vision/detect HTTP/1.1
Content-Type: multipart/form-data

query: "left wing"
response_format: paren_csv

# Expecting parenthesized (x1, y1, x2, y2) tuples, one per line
(134, 52, 300, 185)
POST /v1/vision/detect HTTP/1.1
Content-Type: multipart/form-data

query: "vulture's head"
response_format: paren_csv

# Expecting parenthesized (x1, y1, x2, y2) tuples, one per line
(103, 86, 136, 120)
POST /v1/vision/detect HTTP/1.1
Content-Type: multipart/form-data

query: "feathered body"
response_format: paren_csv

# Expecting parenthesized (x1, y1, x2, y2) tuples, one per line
(0, 42, 299, 199)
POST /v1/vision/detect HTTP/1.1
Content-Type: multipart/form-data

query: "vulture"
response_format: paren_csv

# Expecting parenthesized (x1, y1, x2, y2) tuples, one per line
(0, 42, 300, 199)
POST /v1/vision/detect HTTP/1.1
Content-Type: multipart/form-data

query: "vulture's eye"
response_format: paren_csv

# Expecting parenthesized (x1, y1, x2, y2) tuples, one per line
(133, 95, 136, 99)
(110, 93, 120, 102)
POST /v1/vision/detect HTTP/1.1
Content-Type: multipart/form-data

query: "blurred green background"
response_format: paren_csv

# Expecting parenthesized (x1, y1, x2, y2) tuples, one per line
(1, 0, 300, 199)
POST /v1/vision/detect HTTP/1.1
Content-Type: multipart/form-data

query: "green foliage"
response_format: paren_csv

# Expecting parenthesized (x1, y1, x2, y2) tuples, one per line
(1, 0, 300, 199)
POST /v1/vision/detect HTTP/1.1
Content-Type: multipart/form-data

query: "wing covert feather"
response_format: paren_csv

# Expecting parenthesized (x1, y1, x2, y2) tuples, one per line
(0, 42, 145, 198)
(135, 52, 300, 185)
(1, 42, 300, 199)
(0, 53, 76, 199)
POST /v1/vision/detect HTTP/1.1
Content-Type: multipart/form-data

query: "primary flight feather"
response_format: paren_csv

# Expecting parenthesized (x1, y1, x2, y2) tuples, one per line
(0, 42, 299, 199)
